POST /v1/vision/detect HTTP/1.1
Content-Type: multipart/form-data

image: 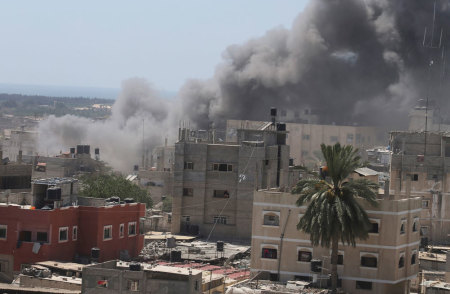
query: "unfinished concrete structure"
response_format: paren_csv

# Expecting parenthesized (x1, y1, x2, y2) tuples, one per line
(171, 123, 290, 242)
(226, 119, 385, 167)
(390, 131, 450, 244)
(250, 188, 421, 294)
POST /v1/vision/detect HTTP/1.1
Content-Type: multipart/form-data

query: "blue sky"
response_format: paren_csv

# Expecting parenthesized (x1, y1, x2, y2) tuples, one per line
(0, 1, 308, 92)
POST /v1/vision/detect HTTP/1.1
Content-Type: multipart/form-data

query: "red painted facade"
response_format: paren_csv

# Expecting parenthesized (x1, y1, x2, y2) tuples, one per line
(0, 203, 145, 271)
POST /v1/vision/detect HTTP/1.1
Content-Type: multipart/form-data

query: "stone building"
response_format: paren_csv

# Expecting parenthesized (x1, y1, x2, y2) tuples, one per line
(390, 131, 450, 244)
(226, 119, 385, 167)
(250, 188, 421, 294)
(171, 124, 290, 242)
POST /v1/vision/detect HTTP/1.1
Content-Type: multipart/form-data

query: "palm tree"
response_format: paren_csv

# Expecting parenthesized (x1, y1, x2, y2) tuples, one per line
(292, 143, 378, 293)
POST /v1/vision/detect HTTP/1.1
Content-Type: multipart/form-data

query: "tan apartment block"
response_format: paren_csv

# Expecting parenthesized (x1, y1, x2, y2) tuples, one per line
(250, 190, 421, 294)
(171, 126, 290, 242)
(226, 120, 385, 167)
(390, 131, 450, 244)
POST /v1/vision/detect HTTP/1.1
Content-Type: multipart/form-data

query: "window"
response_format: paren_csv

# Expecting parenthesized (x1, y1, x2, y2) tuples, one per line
(330, 136, 338, 143)
(182, 215, 190, 223)
(412, 174, 419, 181)
(213, 190, 230, 198)
(103, 225, 112, 240)
(347, 134, 354, 143)
(356, 281, 372, 290)
(213, 216, 227, 225)
(119, 224, 125, 238)
(19, 231, 32, 242)
(337, 254, 344, 265)
(297, 250, 312, 262)
(213, 163, 233, 172)
(184, 162, 193, 170)
(127, 280, 139, 291)
(360, 254, 377, 268)
(411, 251, 417, 265)
(36, 232, 48, 243)
(420, 226, 429, 236)
(422, 200, 429, 208)
(400, 219, 406, 234)
(72, 226, 78, 241)
(399, 254, 405, 268)
(97, 279, 108, 288)
(59, 227, 68, 243)
(412, 218, 419, 232)
(369, 220, 379, 234)
(0, 225, 6, 240)
(128, 222, 136, 236)
(261, 248, 277, 259)
(302, 134, 310, 140)
(183, 188, 193, 197)
(263, 212, 280, 226)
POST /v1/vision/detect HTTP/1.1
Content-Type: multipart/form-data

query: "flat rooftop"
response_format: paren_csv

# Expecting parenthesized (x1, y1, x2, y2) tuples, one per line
(35, 261, 85, 273)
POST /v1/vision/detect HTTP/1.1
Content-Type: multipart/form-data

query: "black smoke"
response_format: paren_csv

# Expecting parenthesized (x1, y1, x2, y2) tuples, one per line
(181, 0, 450, 128)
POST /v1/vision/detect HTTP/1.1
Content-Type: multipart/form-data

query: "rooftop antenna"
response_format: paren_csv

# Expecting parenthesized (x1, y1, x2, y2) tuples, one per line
(422, 0, 443, 155)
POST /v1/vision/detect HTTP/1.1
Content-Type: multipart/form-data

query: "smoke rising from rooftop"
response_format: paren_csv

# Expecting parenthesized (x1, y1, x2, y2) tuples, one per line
(38, 0, 450, 171)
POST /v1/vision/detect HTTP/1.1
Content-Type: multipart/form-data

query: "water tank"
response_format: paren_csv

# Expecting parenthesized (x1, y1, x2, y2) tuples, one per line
(110, 196, 120, 203)
(83, 145, 90, 154)
(170, 250, 182, 262)
(94, 148, 100, 155)
(166, 237, 176, 248)
(46, 187, 61, 201)
(124, 198, 135, 203)
(91, 247, 100, 259)
(76, 145, 84, 154)
(310, 259, 322, 273)
(129, 262, 141, 271)
(216, 241, 224, 252)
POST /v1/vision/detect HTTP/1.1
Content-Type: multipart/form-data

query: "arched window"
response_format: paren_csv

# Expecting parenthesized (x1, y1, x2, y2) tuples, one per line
(411, 251, 417, 265)
(263, 212, 280, 226)
(360, 253, 378, 268)
(399, 256, 405, 268)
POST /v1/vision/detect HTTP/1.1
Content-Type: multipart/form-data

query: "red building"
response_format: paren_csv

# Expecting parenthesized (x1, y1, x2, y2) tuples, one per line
(0, 202, 145, 281)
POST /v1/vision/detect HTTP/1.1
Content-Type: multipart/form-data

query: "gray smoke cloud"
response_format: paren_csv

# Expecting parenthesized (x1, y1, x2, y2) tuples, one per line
(38, 78, 179, 171)
(38, 0, 450, 171)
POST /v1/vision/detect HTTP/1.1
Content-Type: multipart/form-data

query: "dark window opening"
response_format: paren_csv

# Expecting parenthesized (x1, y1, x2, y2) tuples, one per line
(337, 254, 344, 265)
(19, 231, 32, 242)
(59, 228, 68, 241)
(183, 188, 193, 197)
(0, 176, 31, 189)
(399, 256, 405, 268)
(361, 256, 377, 268)
(263, 214, 279, 226)
(369, 222, 379, 233)
(213, 190, 230, 198)
(411, 254, 416, 265)
(412, 222, 417, 232)
(184, 162, 193, 170)
(213, 163, 232, 172)
(262, 248, 277, 259)
(400, 223, 405, 234)
(412, 174, 419, 181)
(269, 273, 279, 281)
(298, 251, 312, 262)
(0, 227, 6, 239)
(356, 281, 372, 290)
(36, 232, 48, 243)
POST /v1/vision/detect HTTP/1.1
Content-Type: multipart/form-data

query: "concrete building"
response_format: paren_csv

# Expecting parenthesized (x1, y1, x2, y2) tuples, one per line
(82, 260, 205, 294)
(171, 124, 290, 242)
(250, 189, 421, 294)
(2, 128, 38, 163)
(0, 202, 145, 281)
(226, 120, 385, 167)
(0, 159, 32, 193)
(390, 131, 450, 244)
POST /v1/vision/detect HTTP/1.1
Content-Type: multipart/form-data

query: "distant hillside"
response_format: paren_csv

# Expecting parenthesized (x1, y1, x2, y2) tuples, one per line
(0, 93, 114, 119)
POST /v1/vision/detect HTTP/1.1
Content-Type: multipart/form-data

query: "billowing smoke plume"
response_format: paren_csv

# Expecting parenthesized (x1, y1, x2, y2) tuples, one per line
(38, 78, 179, 171)
(38, 0, 450, 171)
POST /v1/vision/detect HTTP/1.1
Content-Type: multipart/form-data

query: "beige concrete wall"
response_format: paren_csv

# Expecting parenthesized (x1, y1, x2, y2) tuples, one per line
(20, 275, 81, 291)
(250, 190, 421, 294)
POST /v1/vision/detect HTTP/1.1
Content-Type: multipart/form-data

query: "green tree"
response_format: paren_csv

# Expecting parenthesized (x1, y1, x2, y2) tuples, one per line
(162, 196, 172, 213)
(80, 174, 152, 208)
(292, 143, 378, 292)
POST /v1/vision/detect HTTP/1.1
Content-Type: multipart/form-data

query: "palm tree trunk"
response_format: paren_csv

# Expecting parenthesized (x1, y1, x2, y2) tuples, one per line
(331, 234, 338, 293)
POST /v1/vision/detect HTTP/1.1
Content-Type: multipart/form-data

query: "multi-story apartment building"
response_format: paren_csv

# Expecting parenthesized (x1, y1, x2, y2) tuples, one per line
(171, 124, 290, 242)
(226, 119, 385, 167)
(390, 131, 450, 244)
(250, 188, 421, 294)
